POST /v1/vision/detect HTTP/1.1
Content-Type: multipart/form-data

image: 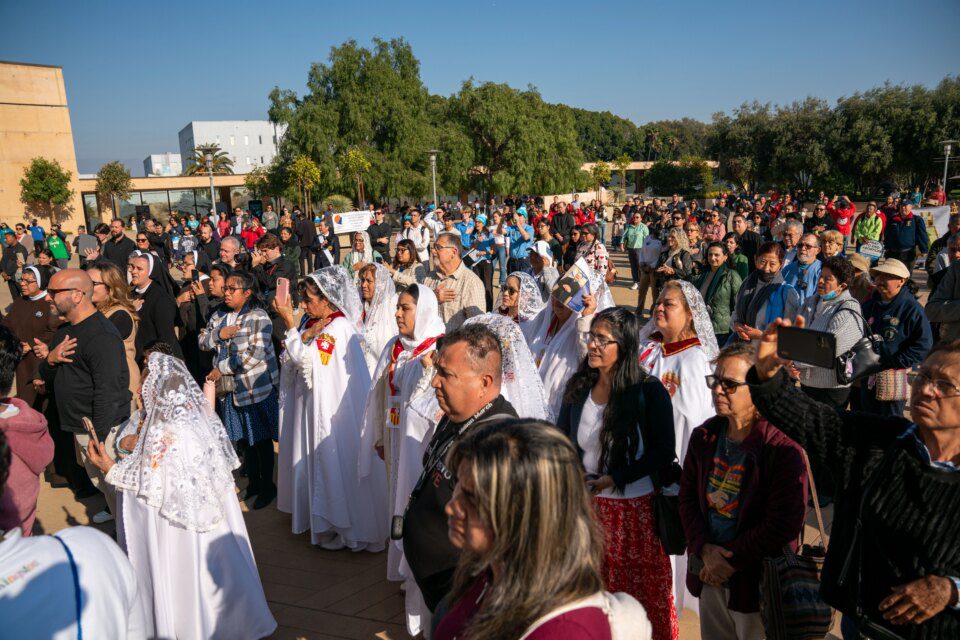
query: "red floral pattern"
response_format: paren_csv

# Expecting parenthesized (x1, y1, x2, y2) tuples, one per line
(595, 495, 679, 640)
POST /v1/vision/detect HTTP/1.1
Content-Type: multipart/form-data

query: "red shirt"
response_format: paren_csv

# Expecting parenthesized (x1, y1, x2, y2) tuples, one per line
(827, 202, 856, 236)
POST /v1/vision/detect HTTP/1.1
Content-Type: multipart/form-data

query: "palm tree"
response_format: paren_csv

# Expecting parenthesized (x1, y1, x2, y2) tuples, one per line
(185, 144, 235, 175)
(666, 135, 680, 159)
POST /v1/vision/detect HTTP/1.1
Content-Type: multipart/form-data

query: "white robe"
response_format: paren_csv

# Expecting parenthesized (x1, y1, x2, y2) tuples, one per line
(116, 482, 275, 640)
(529, 310, 591, 422)
(638, 337, 715, 617)
(277, 314, 388, 549)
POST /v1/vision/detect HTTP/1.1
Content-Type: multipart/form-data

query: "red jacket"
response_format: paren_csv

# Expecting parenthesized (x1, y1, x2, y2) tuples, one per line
(241, 226, 265, 250)
(575, 208, 595, 226)
(828, 202, 856, 236)
(0, 399, 53, 535)
(679, 416, 808, 613)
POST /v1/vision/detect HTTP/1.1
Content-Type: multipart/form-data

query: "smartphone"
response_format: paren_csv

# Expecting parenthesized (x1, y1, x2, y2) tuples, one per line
(276, 277, 290, 307)
(191, 270, 200, 283)
(81, 417, 99, 445)
(374, 255, 383, 264)
(777, 325, 837, 368)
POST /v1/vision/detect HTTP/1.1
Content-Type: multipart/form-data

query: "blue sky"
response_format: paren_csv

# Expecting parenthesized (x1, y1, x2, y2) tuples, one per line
(2, 0, 958, 175)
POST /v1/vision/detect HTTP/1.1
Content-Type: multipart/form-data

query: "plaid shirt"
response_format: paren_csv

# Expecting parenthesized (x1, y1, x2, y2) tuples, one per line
(423, 261, 486, 330)
(199, 305, 279, 406)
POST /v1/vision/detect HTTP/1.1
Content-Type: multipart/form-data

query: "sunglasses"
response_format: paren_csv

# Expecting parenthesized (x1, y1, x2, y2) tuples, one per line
(705, 375, 748, 392)
(47, 287, 80, 296)
(501, 285, 519, 295)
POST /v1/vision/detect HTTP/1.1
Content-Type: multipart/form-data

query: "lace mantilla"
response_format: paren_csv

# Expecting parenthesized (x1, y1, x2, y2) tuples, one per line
(495, 271, 545, 322)
(638, 279, 719, 362)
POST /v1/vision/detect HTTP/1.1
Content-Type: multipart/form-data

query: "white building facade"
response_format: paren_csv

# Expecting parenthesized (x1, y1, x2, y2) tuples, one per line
(178, 120, 287, 175)
(143, 152, 182, 177)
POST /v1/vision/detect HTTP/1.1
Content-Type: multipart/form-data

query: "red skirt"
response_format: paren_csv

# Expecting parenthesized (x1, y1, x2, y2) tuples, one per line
(595, 494, 679, 640)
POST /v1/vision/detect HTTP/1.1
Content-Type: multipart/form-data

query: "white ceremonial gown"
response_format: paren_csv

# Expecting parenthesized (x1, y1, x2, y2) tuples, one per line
(278, 314, 388, 549)
(108, 353, 276, 640)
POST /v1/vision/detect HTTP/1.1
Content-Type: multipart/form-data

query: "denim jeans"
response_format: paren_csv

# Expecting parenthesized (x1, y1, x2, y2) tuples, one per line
(493, 244, 508, 284)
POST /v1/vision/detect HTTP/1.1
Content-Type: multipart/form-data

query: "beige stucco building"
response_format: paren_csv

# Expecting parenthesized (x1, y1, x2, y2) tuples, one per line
(0, 61, 84, 232)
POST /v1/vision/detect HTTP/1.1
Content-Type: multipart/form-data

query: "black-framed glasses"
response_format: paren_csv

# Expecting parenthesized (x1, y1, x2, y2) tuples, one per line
(431, 244, 457, 253)
(91, 280, 107, 288)
(587, 332, 618, 349)
(136, 238, 149, 243)
(223, 285, 247, 293)
(799, 242, 819, 250)
(914, 372, 960, 398)
(47, 287, 80, 296)
(18, 277, 36, 285)
(706, 375, 748, 392)
(501, 285, 519, 295)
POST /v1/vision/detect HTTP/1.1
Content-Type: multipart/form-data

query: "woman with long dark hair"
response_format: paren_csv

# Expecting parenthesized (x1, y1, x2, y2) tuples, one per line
(558, 307, 679, 640)
(198, 270, 280, 509)
(384, 238, 426, 288)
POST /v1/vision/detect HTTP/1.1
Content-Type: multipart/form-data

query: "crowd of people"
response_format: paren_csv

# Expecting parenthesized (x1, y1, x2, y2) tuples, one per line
(0, 187, 959, 640)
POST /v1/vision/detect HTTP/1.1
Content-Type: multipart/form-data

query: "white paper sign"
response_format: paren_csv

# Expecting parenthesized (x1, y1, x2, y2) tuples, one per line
(858, 240, 884, 258)
(331, 210, 372, 235)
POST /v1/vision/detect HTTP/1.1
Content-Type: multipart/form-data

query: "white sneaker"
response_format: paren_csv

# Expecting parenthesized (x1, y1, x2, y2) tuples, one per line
(92, 510, 114, 524)
(630, 283, 639, 290)
(319, 535, 346, 551)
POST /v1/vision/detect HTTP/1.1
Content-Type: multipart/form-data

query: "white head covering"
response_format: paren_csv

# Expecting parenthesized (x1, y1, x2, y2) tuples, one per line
(495, 271, 545, 322)
(400, 284, 446, 351)
(307, 266, 364, 333)
(638, 279, 719, 362)
(464, 313, 547, 420)
(350, 230, 374, 264)
(361, 263, 398, 373)
(108, 353, 240, 532)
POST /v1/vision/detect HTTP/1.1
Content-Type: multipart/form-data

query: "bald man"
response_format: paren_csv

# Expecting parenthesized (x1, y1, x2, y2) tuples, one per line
(38, 269, 131, 515)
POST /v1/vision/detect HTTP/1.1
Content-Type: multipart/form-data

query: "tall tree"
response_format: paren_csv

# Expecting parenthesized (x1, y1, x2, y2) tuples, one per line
(95, 161, 132, 220)
(613, 153, 632, 199)
(289, 155, 321, 212)
(339, 147, 372, 208)
(589, 161, 612, 199)
(185, 144, 234, 175)
(19, 157, 74, 223)
(243, 166, 270, 199)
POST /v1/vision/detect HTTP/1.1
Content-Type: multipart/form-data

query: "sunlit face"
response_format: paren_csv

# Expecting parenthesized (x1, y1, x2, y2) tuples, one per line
(796, 235, 821, 265)
(707, 246, 726, 270)
(501, 276, 521, 310)
(129, 257, 151, 288)
(395, 291, 417, 339)
(220, 242, 238, 263)
(711, 355, 753, 418)
(733, 217, 747, 234)
(586, 319, 619, 371)
(725, 237, 738, 255)
(37, 252, 53, 266)
(353, 234, 365, 251)
(816, 267, 844, 296)
(431, 341, 484, 422)
(654, 287, 693, 337)
(359, 269, 376, 302)
(223, 276, 252, 311)
(87, 268, 108, 305)
(302, 287, 332, 320)
(910, 351, 960, 430)
(19, 272, 40, 298)
(666, 234, 678, 250)
(111, 220, 124, 237)
(872, 272, 905, 301)
(445, 459, 493, 554)
(823, 239, 843, 257)
(208, 270, 226, 298)
(755, 251, 782, 275)
(685, 226, 700, 243)
(782, 227, 802, 248)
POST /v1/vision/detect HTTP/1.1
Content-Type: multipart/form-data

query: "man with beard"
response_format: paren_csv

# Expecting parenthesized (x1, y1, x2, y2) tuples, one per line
(100, 219, 137, 270)
(198, 221, 221, 264)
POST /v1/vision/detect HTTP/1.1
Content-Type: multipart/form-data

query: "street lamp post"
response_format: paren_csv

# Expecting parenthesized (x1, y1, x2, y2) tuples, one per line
(942, 140, 956, 198)
(428, 149, 439, 207)
(204, 150, 216, 217)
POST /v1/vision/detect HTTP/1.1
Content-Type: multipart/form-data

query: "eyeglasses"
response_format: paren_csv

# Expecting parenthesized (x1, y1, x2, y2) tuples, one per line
(501, 285, 519, 295)
(223, 286, 247, 293)
(431, 245, 457, 253)
(47, 287, 80, 296)
(799, 242, 819, 250)
(914, 372, 960, 398)
(587, 332, 618, 349)
(136, 238, 149, 243)
(91, 280, 107, 288)
(19, 278, 36, 285)
(705, 375, 749, 392)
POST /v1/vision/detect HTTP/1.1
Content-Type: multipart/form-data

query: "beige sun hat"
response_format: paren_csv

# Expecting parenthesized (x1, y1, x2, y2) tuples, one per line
(870, 258, 911, 279)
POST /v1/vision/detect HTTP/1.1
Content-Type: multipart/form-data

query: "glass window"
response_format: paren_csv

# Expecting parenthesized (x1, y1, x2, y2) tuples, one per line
(114, 192, 142, 226)
(244, 135, 249, 145)
(245, 156, 250, 165)
(230, 187, 252, 212)
(170, 189, 197, 218)
(194, 188, 214, 217)
(83, 193, 101, 228)
(141, 191, 172, 223)
(259, 135, 263, 145)
(229, 136, 235, 146)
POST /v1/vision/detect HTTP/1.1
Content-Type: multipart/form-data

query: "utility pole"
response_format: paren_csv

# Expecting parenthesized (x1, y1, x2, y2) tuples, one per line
(942, 140, 956, 198)
(428, 150, 439, 207)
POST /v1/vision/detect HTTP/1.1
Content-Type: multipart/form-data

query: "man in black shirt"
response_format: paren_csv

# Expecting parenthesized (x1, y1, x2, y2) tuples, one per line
(366, 209, 392, 258)
(312, 219, 340, 268)
(402, 325, 517, 611)
(38, 269, 130, 514)
(733, 214, 762, 272)
(251, 233, 300, 351)
(0, 232, 28, 299)
(198, 221, 221, 264)
(100, 218, 136, 270)
(295, 210, 317, 275)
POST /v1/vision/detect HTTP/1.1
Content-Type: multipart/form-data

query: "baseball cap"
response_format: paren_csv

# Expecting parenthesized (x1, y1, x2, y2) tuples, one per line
(527, 240, 553, 260)
(870, 258, 911, 279)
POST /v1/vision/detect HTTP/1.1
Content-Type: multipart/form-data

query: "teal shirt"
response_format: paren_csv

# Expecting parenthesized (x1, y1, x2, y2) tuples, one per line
(621, 223, 649, 249)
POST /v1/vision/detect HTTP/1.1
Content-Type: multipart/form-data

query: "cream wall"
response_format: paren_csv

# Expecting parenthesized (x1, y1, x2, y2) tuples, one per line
(0, 62, 84, 233)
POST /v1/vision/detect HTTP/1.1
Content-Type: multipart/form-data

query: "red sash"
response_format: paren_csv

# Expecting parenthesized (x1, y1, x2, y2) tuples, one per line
(388, 335, 441, 395)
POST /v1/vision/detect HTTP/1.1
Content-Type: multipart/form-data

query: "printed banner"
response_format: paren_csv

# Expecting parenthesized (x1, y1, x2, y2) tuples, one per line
(915, 205, 951, 245)
(331, 210, 372, 235)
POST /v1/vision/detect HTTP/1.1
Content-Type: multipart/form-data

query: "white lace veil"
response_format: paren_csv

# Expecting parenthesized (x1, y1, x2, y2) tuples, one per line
(108, 353, 240, 532)
(637, 279, 719, 362)
(464, 313, 548, 420)
(494, 271, 545, 322)
(350, 230, 374, 264)
(308, 266, 364, 333)
(362, 263, 398, 369)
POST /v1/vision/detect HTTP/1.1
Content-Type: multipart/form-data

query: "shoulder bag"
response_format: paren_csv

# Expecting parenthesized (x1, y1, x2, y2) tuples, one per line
(834, 307, 884, 385)
(760, 449, 834, 640)
(634, 382, 686, 555)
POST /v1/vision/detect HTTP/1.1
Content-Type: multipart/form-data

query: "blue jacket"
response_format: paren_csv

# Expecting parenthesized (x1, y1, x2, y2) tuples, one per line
(781, 259, 821, 305)
(884, 214, 928, 254)
(863, 288, 933, 370)
(454, 219, 475, 249)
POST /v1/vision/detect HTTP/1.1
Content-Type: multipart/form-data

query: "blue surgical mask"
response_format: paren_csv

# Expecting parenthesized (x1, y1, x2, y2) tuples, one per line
(821, 290, 839, 301)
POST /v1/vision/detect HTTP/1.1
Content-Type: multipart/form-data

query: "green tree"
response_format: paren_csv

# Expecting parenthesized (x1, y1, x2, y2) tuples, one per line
(769, 97, 832, 191)
(589, 161, 612, 199)
(95, 161, 132, 220)
(244, 165, 270, 199)
(19, 157, 74, 223)
(289, 155, 322, 212)
(708, 102, 776, 192)
(644, 157, 713, 196)
(613, 153, 632, 199)
(185, 144, 234, 175)
(339, 147, 372, 208)
(447, 80, 582, 195)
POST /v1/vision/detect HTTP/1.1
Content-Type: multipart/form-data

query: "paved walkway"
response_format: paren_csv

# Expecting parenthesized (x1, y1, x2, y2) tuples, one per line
(26, 244, 868, 639)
